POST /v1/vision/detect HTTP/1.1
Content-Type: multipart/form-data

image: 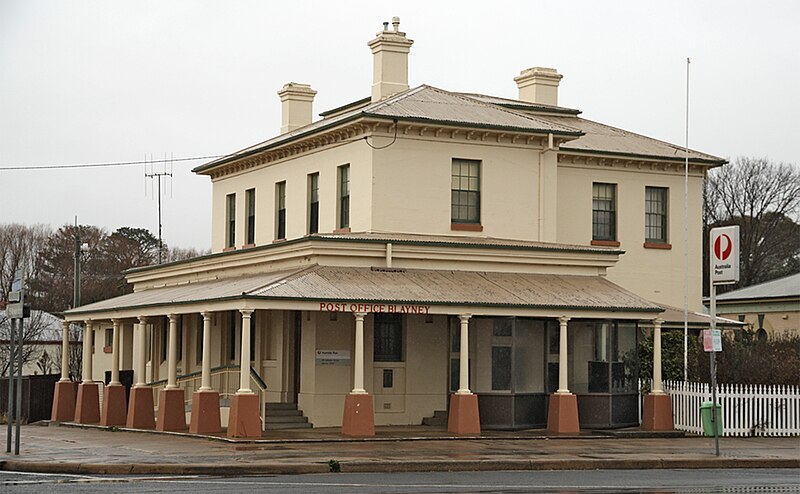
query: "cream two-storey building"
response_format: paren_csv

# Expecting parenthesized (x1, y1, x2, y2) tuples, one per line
(55, 18, 725, 437)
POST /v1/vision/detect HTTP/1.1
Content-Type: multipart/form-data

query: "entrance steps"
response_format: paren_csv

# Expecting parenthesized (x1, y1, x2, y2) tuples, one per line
(422, 410, 448, 427)
(264, 402, 312, 430)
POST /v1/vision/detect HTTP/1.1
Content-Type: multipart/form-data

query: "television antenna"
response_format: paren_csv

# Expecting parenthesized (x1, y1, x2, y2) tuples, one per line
(144, 153, 173, 264)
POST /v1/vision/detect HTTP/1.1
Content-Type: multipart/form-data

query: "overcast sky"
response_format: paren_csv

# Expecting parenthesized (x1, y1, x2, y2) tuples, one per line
(1, 1, 797, 250)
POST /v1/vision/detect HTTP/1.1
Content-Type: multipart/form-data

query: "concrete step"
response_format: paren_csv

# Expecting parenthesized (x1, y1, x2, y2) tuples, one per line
(422, 410, 448, 427)
(266, 408, 304, 417)
(264, 421, 313, 430)
(265, 414, 309, 424)
(266, 403, 299, 411)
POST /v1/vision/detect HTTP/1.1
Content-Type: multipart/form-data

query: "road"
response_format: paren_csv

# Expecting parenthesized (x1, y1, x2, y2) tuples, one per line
(1, 468, 798, 493)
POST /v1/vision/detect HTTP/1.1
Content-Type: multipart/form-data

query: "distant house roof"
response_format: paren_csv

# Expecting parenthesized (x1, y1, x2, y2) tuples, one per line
(0, 310, 81, 342)
(194, 85, 724, 174)
(715, 273, 800, 302)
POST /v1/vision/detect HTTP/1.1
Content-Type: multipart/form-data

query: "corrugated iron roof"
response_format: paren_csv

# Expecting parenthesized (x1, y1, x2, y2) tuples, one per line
(68, 265, 662, 316)
(715, 273, 800, 301)
(537, 115, 725, 163)
(66, 269, 303, 315)
(252, 266, 661, 312)
(194, 86, 583, 173)
(363, 86, 581, 134)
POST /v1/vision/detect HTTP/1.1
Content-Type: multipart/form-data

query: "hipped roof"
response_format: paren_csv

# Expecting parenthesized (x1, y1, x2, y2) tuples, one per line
(195, 84, 726, 174)
(66, 265, 661, 317)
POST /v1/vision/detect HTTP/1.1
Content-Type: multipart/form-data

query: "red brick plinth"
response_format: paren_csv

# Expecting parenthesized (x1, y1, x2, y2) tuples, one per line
(157, 388, 187, 431)
(189, 390, 221, 434)
(642, 392, 674, 431)
(447, 393, 481, 434)
(74, 382, 100, 424)
(126, 386, 155, 429)
(547, 392, 580, 434)
(342, 393, 375, 437)
(51, 381, 76, 422)
(100, 384, 127, 426)
(227, 393, 262, 438)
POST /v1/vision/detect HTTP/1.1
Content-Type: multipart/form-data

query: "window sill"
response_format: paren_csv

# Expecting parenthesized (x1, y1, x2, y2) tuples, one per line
(272, 238, 286, 243)
(451, 223, 483, 232)
(333, 227, 351, 233)
(241, 243, 256, 249)
(591, 239, 620, 247)
(222, 246, 236, 252)
(103, 346, 112, 354)
(644, 242, 672, 250)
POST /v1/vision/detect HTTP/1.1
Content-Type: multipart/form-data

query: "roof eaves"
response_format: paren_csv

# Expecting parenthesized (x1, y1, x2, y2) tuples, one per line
(559, 147, 727, 166)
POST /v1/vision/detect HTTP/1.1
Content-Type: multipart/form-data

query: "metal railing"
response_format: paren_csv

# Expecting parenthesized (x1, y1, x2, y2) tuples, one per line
(148, 365, 268, 430)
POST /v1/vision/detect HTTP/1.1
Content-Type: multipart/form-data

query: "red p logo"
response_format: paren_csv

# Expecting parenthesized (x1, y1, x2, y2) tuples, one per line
(714, 234, 732, 261)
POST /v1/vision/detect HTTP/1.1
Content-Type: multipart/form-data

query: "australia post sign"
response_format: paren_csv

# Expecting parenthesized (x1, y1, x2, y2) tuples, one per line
(710, 225, 740, 285)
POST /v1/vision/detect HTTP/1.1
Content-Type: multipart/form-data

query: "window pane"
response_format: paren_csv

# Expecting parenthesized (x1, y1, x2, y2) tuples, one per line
(645, 187, 667, 242)
(592, 183, 616, 241)
(374, 313, 402, 361)
(451, 159, 481, 224)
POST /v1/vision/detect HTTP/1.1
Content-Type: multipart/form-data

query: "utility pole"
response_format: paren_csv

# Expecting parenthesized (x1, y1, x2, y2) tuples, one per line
(73, 217, 80, 308)
(145, 156, 172, 264)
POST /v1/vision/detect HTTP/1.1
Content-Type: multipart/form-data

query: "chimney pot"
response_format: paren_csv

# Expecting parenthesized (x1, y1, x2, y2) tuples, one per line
(368, 17, 414, 102)
(277, 82, 317, 134)
(514, 67, 563, 106)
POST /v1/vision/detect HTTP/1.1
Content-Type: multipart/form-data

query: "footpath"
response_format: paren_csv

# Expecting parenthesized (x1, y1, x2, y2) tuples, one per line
(0, 422, 798, 475)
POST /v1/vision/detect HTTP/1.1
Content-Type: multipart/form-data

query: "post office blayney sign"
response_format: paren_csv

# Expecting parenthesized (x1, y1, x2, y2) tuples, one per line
(710, 225, 740, 285)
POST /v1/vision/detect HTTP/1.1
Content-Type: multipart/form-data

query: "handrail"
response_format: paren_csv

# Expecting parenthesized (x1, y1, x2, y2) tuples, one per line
(146, 364, 243, 387)
(148, 364, 269, 431)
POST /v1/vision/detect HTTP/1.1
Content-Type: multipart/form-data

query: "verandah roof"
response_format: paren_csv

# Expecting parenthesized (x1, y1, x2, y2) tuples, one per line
(65, 265, 662, 319)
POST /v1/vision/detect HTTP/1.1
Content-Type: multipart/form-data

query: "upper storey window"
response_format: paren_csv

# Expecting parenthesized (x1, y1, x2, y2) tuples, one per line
(275, 181, 286, 240)
(451, 159, 481, 226)
(645, 186, 669, 247)
(225, 193, 236, 249)
(592, 183, 617, 244)
(338, 164, 350, 230)
(245, 188, 256, 245)
(308, 172, 319, 234)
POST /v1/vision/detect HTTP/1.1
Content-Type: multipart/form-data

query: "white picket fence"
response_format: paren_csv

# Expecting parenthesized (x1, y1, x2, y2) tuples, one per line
(662, 380, 800, 437)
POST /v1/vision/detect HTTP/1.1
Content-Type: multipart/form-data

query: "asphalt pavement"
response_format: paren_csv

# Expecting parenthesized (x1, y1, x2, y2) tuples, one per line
(0, 422, 797, 475)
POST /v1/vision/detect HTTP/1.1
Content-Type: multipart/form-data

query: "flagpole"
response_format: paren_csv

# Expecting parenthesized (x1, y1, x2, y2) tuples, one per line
(683, 57, 691, 382)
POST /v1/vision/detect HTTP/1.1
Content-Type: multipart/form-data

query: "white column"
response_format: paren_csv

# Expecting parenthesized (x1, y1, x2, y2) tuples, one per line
(166, 314, 179, 389)
(557, 316, 570, 394)
(60, 320, 71, 382)
(456, 314, 472, 394)
(199, 311, 213, 391)
(352, 312, 367, 394)
(110, 319, 121, 385)
(135, 317, 148, 387)
(652, 318, 665, 394)
(238, 309, 253, 394)
(82, 321, 93, 383)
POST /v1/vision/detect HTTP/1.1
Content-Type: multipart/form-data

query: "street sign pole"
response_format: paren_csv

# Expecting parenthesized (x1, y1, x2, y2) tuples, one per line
(15, 313, 24, 455)
(709, 283, 720, 457)
(5, 318, 15, 453)
(707, 225, 739, 458)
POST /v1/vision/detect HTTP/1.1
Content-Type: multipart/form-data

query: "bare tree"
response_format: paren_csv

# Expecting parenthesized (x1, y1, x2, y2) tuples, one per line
(165, 246, 211, 263)
(0, 223, 52, 306)
(0, 310, 49, 377)
(704, 157, 800, 293)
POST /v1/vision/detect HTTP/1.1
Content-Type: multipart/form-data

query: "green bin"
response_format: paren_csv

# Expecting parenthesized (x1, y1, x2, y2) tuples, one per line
(700, 401, 723, 436)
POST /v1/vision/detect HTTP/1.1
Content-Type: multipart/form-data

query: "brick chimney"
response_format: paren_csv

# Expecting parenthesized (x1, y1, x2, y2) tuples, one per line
(277, 82, 317, 134)
(367, 17, 414, 102)
(514, 67, 562, 106)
